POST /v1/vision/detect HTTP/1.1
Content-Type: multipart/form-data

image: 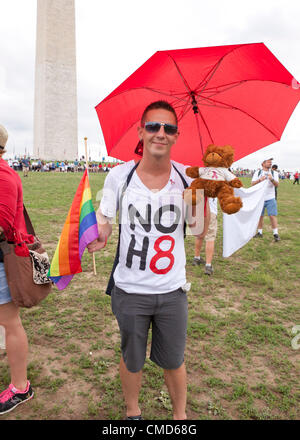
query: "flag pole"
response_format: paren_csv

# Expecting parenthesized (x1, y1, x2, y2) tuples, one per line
(84, 137, 97, 276)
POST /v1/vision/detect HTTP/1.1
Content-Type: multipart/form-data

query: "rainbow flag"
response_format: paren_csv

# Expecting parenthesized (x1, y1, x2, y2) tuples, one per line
(48, 170, 99, 290)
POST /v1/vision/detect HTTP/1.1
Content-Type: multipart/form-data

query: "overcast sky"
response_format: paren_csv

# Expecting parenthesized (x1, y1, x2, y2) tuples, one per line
(0, 0, 299, 170)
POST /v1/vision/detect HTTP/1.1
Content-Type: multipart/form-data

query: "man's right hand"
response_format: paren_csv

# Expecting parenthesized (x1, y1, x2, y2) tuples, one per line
(87, 235, 107, 253)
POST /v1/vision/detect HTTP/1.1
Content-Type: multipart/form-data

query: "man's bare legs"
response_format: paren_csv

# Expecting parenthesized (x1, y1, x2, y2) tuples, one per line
(270, 215, 278, 229)
(205, 240, 215, 265)
(120, 357, 187, 419)
(194, 237, 215, 265)
(257, 215, 278, 231)
(164, 363, 187, 420)
(194, 236, 203, 259)
(257, 215, 264, 230)
(119, 357, 142, 418)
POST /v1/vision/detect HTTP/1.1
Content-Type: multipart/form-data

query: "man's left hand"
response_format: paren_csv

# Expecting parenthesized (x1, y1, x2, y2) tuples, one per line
(87, 236, 107, 253)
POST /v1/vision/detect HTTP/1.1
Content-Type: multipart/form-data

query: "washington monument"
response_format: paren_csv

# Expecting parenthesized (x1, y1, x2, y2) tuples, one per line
(33, 0, 78, 160)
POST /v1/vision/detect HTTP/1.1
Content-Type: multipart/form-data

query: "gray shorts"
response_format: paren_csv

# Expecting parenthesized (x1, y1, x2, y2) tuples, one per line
(111, 286, 188, 373)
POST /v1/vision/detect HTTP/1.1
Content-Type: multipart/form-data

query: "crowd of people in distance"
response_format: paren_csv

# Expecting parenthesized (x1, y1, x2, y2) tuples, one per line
(232, 167, 299, 183)
(232, 168, 253, 177)
(5, 156, 123, 174)
(5, 159, 300, 183)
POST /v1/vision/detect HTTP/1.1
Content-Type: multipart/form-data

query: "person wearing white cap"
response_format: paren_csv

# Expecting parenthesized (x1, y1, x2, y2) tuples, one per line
(251, 158, 280, 242)
(0, 124, 34, 414)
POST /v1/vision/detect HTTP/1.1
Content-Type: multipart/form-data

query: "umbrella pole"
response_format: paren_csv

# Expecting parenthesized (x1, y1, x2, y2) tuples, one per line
(84, 137, 97, 276)
(191, 93, 204, 155)
(194, 112, 204, 155)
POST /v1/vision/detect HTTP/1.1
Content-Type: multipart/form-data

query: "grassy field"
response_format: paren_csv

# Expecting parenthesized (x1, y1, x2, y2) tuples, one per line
(1, 171, 299, 420)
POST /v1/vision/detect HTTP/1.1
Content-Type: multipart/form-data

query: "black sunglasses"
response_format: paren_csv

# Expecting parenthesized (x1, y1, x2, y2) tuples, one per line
(144, 121, 178, 136)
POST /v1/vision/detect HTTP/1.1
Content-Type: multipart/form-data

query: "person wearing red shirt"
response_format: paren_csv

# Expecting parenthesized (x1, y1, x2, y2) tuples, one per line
(0, 124, 34, 415)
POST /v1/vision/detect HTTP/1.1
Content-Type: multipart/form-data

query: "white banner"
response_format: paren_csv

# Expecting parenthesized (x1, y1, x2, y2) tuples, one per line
(223, 181, 269, 258)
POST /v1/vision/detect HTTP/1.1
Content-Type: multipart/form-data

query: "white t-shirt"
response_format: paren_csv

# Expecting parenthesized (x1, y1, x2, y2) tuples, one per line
(252, 169, 279, 201)
(209, 198, 218, 216)
(198, 167, 237, 182)
(100, 160, 193, 294)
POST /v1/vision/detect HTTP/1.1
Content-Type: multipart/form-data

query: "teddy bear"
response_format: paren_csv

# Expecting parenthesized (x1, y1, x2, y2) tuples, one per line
(184, 144, 243, 214)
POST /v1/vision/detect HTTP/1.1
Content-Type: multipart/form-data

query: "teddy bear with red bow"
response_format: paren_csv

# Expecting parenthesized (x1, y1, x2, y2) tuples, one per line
(184, 144, 243, 215)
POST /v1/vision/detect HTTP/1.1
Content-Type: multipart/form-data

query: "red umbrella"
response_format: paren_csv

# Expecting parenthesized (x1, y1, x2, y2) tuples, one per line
(95, 43, 300, 165)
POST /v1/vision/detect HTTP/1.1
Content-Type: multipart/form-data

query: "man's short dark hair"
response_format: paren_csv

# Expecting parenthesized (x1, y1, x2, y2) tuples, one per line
(272, 164, 278, 170)
(141, 100, 178, 125)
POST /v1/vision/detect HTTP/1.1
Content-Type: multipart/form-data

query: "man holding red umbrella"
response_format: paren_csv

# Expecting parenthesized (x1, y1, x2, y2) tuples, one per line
(88, 100, 208, 420)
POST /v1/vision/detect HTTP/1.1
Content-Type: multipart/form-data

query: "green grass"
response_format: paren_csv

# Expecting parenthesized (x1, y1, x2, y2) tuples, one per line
(0, 172, 299, 420)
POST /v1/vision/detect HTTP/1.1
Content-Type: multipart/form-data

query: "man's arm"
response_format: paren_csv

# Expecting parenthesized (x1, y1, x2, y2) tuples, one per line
(268, 174, 279, 187)
(88, 165, 120, 253)
(87, 208, 113, 253)
(251, 174, 266, 186)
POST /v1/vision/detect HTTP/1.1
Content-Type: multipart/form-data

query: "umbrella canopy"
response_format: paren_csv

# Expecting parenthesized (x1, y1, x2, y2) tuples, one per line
(95, 43, 300, 165)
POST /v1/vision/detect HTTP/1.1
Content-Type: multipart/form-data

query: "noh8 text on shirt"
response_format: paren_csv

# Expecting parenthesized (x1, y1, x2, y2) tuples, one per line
(99, 161, 197, 294)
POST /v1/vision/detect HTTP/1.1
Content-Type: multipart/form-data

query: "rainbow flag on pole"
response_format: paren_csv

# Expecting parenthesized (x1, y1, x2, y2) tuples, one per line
(48, 170, 99, 290)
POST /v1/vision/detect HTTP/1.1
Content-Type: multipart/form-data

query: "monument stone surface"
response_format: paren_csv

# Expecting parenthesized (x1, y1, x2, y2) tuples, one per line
(33, 0, 78, 160)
